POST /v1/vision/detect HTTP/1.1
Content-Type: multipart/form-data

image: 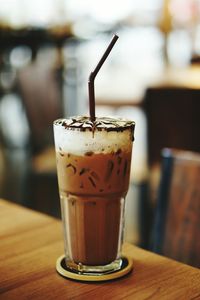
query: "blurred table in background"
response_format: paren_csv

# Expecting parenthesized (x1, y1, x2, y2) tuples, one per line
(95, 65, 200, 108)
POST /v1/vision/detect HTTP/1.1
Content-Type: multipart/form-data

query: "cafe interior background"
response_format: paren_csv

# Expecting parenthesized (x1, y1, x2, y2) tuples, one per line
(0, 0, 200, 255)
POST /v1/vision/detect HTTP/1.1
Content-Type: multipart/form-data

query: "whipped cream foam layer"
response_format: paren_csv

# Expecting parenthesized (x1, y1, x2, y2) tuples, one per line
(54, 116, 135, 155)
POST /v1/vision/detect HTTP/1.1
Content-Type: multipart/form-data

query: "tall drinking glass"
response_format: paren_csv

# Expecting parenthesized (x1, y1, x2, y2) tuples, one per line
(54, 116, 135, 275)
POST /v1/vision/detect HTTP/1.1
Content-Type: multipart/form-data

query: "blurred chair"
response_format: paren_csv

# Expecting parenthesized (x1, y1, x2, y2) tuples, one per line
(17, 59, 63, 153)
(144, 86, 200, 169)
(151, 148, 200, 268)
(143, 86, 200, 200)
(16, 57, 63, 217)
(190, 55, 200, 65)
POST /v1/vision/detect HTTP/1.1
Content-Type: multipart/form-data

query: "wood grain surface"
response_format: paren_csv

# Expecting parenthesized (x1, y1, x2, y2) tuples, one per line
(1, 199, 200, 300)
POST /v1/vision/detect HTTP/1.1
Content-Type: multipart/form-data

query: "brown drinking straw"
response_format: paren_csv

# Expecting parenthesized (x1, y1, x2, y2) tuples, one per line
(88, 34, 119, 122)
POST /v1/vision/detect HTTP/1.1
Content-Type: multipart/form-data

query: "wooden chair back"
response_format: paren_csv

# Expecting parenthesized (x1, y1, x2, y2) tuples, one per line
(152, 148, 200, 268)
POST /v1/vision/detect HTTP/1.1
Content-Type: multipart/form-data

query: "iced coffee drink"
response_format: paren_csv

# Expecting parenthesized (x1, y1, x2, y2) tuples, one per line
(54, 116, 135, 274)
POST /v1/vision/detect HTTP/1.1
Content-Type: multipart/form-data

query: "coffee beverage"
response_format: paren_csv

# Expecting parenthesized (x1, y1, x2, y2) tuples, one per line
(54, 116, 135, 273)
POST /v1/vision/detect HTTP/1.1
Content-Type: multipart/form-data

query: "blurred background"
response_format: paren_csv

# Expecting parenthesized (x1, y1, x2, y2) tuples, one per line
(0, 0, 200, 251)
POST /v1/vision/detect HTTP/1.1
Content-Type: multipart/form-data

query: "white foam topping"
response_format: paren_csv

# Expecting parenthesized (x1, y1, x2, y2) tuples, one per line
(53, 117, 134, 155)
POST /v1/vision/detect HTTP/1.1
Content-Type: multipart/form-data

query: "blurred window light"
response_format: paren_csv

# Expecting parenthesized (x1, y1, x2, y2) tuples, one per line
(0, 94, 29, 148)
(170, 0, 200, 27)
(0, 0, 162, 28)
(64, 0, 162, 24)
(194, 24, 200, 54)
(10, 46, 32, 69)
(0, 0, 68, 28)
(167, 29, 193, 66)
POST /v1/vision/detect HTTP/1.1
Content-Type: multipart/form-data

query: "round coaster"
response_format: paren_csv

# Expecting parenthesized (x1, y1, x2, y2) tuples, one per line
(56, 255, 133, 282)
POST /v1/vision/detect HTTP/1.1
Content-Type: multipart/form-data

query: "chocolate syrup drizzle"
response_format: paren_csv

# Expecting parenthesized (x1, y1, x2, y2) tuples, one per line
(54, 116, 135, 141)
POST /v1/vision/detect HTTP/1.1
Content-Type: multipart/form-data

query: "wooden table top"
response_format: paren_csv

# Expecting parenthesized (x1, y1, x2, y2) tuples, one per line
(1, 198, 200, 300)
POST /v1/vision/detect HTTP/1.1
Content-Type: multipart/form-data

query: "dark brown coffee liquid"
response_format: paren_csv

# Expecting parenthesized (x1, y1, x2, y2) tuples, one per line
(57, 149, 132, 265)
